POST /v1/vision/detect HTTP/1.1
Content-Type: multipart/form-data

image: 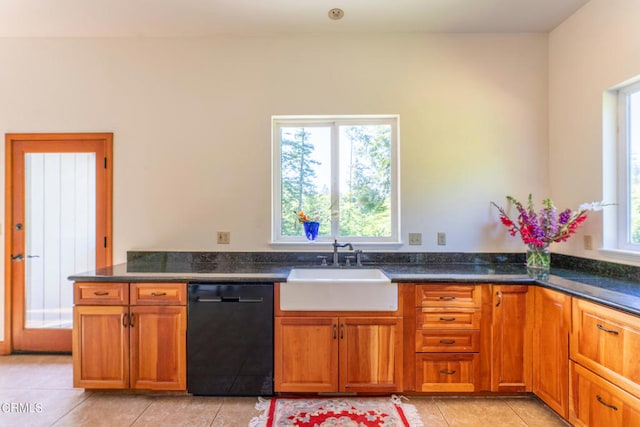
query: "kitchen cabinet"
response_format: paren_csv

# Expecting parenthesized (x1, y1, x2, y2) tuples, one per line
(571, 298, 640, 398)
(72, 282, 187, 391)
(274, 283, 404, 393)
(414, 284, 483, 392)
(570, 361, 640, 426)
(491, 284, 533, 392)
(274, 315, 402, 393)
(533, 287, 571, 419)
(569, 297, 640, 425)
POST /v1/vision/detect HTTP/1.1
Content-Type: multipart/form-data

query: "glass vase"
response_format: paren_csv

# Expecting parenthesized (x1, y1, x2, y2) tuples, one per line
(303, 221, 320, 241)
(526, 247, 551, 272)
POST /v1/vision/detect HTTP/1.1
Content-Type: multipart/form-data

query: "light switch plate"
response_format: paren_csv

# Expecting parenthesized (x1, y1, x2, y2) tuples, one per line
(437, 232, 446, 246)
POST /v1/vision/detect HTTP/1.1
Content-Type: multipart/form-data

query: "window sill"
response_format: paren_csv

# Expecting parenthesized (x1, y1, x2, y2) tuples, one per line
(269, 241, 404, 251)
(599, 248, 640, 264)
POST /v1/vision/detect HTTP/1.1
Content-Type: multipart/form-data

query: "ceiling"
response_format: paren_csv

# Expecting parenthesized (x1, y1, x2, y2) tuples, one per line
(0, 0, 591, 38)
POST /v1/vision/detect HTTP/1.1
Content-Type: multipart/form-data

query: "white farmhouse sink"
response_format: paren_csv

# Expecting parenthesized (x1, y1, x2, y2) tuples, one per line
(280, 268, 397, 311)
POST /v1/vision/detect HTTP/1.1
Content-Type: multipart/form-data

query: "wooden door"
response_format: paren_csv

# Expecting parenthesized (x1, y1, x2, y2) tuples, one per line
(5, 133, 112, 353)
(533, 287, 571, 418)
(72, 305, 128, 389)
(339, 317, 403, 392)
(129, 305, 187, 391)
(274, 316, 338, 392)
(491, 285, 533, 392)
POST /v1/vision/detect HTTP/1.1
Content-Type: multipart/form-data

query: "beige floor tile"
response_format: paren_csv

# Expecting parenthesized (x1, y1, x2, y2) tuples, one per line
(435, 397, 527, 427)
(51, 393, 153, 427)
(404, 396, 449, 427)
(0, 355, 73, 390)
(211, 397, 259, 427)
(504, 397, 569, 427)
(0, 388, 90, 427)
(132, 395, 223, 427)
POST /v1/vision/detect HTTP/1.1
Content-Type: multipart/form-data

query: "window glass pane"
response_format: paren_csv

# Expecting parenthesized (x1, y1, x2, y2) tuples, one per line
(280, 126, 332, 237)
(629, 91, 640, 243)
(25, 152, 96, 329)
(338, 124, 392, 237)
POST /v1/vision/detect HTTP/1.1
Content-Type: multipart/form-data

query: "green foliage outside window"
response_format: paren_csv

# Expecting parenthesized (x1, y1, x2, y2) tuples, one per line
(279, 122, 392, 239)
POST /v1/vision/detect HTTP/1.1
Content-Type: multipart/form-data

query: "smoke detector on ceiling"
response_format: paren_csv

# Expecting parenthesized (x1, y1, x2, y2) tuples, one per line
(328, 8, 345, 20)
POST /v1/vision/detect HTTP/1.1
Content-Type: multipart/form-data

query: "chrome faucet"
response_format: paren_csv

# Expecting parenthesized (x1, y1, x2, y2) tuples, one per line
(332, 239, 353, 266)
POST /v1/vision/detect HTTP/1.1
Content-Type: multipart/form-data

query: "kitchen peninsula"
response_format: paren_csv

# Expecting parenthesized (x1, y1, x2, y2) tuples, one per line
(70, 251, 640, 426)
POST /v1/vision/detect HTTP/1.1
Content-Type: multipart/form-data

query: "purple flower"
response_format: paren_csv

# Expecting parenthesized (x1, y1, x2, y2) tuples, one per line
(559, 209, 571, 224)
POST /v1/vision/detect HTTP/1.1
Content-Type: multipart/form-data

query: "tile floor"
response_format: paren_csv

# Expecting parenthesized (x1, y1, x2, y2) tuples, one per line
(0, 354, 569, 426)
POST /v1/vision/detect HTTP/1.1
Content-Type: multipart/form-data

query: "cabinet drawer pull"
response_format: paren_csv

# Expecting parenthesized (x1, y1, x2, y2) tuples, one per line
(439, 317, 457, 321)
(150, 292, 167, 297)
(122, 313, 128, 328)
(340, 324, 344, 340)
(439, 339, 456, 345)
(596, 324, 620, 335)
(333, 324, 337, 340)
(496, 291, 502, 307)
(439, 296, 456, 301)
(439, 370, 456, 375)
(129, 313, 135, 327)
(94, 291, 109, 296)
(596, 395, 618, 411)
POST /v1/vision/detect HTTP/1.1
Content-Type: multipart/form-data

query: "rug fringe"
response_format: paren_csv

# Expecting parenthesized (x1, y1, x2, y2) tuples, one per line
(249, 396, 271, 427)
(392, 395, 425, 427)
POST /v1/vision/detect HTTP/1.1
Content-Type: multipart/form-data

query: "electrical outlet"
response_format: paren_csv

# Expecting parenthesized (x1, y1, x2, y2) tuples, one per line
(217, 231, 230, 244)
(584, 235, 593, 250)
(408, 233, 422, 245)
(437, 232, 446, 246)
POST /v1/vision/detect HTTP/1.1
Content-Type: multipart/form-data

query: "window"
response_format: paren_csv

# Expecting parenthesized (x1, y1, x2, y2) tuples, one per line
(272, 115, 399, 244)
(616, 80, 640, 251)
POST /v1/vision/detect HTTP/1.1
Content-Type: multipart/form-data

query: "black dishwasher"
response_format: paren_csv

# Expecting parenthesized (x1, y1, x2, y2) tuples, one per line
(187, 283, 273, 396)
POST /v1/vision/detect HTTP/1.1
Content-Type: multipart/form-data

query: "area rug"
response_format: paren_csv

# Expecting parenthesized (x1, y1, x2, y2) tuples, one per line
(249, 395, 424, 427)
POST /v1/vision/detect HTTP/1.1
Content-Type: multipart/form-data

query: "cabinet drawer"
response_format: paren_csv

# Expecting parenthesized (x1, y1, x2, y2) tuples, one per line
(416, 353, 479, 392)
(416, 330, 480, 352)
(571, 299, 640, 397)
(416, 308, 481, 329)
(74, 282, 128, 305)
(130, 283, 186, 305)
(416, 285, 481, 308)
(570, 362, 640, 427)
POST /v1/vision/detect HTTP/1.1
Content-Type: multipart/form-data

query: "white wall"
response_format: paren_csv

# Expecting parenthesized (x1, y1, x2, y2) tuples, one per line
(549, 0, 640, 263)
(0, 33, 549, 341)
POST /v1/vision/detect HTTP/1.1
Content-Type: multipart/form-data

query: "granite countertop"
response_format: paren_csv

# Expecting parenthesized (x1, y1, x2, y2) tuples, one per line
(68, 251, 640, 317)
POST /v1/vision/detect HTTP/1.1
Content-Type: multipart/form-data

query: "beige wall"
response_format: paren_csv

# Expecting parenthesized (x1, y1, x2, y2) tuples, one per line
(0, 33, 549, 341)
(549, 0, 640, 262)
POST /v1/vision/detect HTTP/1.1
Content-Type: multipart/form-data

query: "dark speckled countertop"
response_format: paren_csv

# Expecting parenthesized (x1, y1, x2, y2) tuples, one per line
(68, 251, 640, 317)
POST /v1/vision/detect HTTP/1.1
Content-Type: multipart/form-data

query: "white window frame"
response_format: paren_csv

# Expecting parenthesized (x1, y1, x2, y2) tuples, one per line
(615, 80, 640, 253)
(271, 115, 401, 246)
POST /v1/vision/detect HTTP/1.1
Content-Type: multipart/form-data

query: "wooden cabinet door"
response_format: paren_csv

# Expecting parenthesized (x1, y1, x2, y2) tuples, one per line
(571, 298, 640, 398)
(340, 317, 403, 392)
(129, 306, 187, 390)
(491, 285, 533, 392)
(72, 305, 129, 389)
(274, 317, 339, 392)
(533, 287, 570, 419)
(570, 362, 640, 427)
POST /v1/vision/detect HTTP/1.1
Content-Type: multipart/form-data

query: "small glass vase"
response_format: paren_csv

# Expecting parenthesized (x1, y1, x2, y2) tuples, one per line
(526, 247, 551, 272)
(303, 221, 320, 241)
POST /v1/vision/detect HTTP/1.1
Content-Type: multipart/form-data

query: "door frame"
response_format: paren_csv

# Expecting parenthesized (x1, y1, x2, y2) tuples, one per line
(3, 133, 113, 354)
